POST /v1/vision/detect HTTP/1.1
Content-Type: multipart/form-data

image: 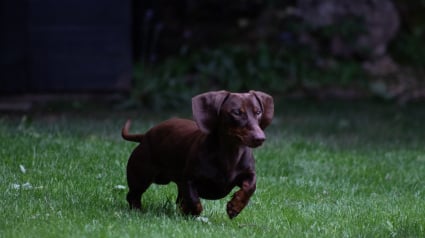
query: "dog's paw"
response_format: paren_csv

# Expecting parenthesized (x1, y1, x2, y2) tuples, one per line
(226, 202, 241, 219)
(128, 200, 142, 210)
(226, 191, 249, 219)
(180, 202, 203, 216)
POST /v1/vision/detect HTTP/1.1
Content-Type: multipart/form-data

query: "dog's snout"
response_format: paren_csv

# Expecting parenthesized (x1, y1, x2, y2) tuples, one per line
(254, 135, 266, 144)
(252, 137, 265, 147)
(250, 127, 266, 147)
(253, 133, 266, 146)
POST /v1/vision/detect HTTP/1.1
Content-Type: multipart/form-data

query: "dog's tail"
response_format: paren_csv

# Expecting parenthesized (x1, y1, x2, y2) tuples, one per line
(122, 119, 144, 142)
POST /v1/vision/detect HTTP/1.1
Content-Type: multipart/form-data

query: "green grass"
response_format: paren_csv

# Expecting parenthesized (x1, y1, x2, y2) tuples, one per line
(1, 100, 425, 237)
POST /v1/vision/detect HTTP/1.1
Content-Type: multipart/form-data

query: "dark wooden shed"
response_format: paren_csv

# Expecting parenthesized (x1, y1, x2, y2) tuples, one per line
(0, 0, 132, 93)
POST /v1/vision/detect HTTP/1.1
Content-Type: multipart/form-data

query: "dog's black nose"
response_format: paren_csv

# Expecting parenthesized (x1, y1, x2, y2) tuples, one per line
(254, 136, 265, 144)
(250, 136, 265, 147)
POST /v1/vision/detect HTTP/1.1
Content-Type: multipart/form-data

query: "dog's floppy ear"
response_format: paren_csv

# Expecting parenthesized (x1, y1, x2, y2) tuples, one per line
(192, 90, 230, 133)
(250, 90, 274, 129)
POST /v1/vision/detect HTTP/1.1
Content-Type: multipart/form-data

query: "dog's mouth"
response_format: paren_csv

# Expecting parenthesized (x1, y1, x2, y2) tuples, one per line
(248, 138, 265, 148)
(229, 128, 266, 148)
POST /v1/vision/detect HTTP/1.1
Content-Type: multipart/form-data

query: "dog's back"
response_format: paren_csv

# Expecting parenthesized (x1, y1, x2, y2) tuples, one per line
(125, 118, 205, 183)
(144, 118, 204, 166)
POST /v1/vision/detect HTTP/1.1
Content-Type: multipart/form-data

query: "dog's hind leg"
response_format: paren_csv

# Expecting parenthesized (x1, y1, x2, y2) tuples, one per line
(126, 147, 154, 210)
(126, 174, 151, 210)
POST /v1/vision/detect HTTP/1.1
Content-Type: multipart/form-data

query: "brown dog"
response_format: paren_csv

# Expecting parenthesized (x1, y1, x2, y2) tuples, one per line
(122, 90, 274, 218)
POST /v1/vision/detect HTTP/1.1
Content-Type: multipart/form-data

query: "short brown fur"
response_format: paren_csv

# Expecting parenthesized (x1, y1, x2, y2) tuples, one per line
(122, 90, 274, 218)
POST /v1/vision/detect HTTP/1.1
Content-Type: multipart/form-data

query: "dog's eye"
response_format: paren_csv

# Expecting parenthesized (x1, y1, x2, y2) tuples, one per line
(255, 110, 262, 116)
(231, 109, 243, 116)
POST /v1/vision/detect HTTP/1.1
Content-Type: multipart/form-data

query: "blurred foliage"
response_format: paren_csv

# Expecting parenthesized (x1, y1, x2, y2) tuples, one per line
(133, 45, 285, 109)
(133, 43, 366, 109)
(131, 1, 425, 109)
(390, 29, 425, 66)
(390, 0, 425, 66)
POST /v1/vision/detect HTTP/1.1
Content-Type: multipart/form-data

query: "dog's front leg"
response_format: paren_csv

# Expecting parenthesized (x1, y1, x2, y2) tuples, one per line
(226, 174, 256, 219)
(177, 181, 203, 216)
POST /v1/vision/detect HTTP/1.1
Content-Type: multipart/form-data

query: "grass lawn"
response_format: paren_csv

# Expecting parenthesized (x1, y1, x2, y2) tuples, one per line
(1, 100, 425, 237)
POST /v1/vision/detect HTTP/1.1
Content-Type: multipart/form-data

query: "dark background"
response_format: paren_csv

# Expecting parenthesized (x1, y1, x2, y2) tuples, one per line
(1, 0, 424, 107)
(1, 0, 132, 93)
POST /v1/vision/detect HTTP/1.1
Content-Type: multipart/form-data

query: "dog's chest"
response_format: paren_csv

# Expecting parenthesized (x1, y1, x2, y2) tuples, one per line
(194, 160, 237, 199)
(195, 149, 249, 184)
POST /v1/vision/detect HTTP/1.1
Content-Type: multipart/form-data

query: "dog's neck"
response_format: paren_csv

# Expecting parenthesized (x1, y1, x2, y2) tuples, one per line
(206, 132, 251, 172)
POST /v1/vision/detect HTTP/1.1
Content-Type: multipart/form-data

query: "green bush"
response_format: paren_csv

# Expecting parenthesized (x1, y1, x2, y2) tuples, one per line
(132, 43, 366, 109)
(132, 45, 284, 109)
(390, 28, 425, 67)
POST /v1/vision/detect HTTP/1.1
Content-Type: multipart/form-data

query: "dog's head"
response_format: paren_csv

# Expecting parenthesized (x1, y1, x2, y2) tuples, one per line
(192, 90, 274, 148)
